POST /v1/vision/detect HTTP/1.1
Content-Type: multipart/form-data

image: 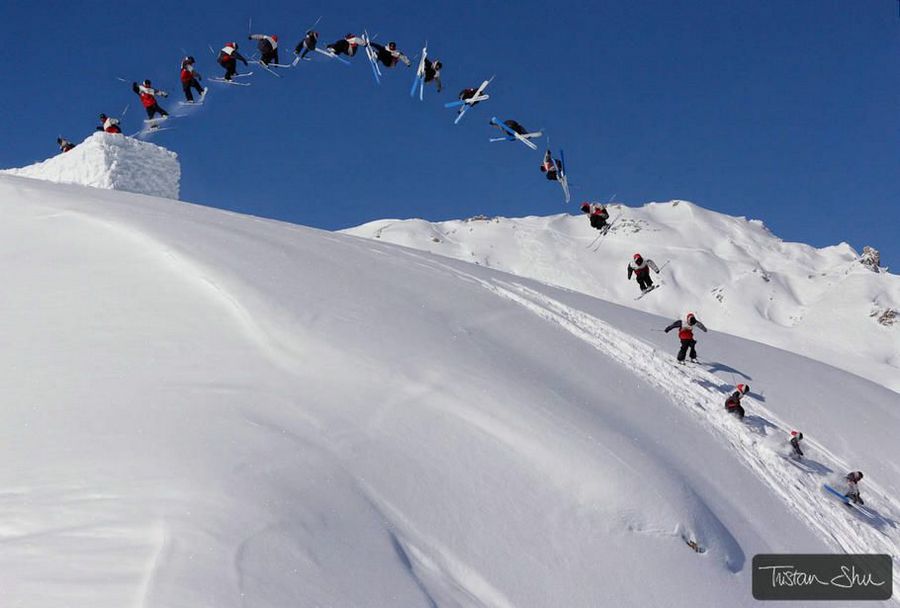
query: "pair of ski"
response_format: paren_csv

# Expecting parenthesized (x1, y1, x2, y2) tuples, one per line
(444, 77, 493, 124)
(409, 43, 428, 100)
(585, 217, 618, 250)
(291, 48, 351, 67)
(362, 31, 382, 84)
(178, 87, 209, 107)
(209, 72, 253, 87)
(489, 117, 542, 150)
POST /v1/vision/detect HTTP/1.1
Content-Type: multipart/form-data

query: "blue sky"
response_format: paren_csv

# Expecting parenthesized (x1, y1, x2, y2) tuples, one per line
(2, 0, 898, 264)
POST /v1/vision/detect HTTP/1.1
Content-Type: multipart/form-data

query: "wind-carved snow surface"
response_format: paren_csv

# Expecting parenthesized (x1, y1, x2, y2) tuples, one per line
(344, 204, 900, 393)
(1, 173, 899, 607)
(1, 132, 180, 199)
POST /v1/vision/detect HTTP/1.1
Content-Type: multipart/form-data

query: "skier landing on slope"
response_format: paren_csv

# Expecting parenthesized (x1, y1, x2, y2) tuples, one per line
(628, 253, 660, 293)
(371, 41, 411, 68)
(724, 383, 750, 419)
(580, 202, 610, 231)
(218, 42, 248, 80)
(789, 430, 804, 458)
(844, 471, 864, 505)
(664, 312, 708, 363)
(133, 80, 169, 119)
(249, 33, 280, 65)
(540, 149, 561, 181)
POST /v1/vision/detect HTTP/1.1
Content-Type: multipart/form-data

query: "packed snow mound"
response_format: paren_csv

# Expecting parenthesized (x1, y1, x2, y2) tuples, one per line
(1, 132, 180, 199)
(344, 202, 900, 393)
(3, 174, 900, 607)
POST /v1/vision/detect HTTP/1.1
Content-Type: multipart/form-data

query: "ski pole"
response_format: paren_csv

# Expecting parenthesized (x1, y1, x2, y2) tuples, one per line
(657, 260, 671, 273)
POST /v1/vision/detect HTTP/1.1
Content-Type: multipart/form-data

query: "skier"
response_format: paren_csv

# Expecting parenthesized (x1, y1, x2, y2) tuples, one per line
(580, 202, 610, 231)
(96, 113, 122, 134)
(844, 471, 864, 505)
(723, 383, 750, 419)
(789, 430, 804, 458)
(57, 137, 75, 153)
(327, 33, 366, 57)
(180, 56, 206, 102)
(540, 149, 560, 181)
(628, 253, 660, 293)
(663, 312, 708, 363)
(218, 42, 248, 80)
(370, 41, 411, 68)
(132, 80, 169, 120)
(423, 58, 442, 91)
(294, 30, 318, 59)
(249, 33, 279, 66)
(493, 118, 528, 136)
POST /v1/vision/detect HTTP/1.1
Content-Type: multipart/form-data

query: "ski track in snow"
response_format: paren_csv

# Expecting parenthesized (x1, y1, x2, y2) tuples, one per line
(403, 251, 900, 594)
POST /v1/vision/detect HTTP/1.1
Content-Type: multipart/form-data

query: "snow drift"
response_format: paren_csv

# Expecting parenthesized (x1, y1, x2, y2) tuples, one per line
(1, 173, 898, 607)
(1, 132, 180, 199)
(344, 204, 900, 393)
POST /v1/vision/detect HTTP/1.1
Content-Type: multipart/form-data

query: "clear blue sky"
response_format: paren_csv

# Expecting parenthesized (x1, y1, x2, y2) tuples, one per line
(2, 0, 898, 264)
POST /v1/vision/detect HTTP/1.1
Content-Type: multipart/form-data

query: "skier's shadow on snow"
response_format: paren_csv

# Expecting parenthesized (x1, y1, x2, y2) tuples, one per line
(700, 361, 752, 381)
(743, 415, 776, 436)
(783, 455, 833, 476)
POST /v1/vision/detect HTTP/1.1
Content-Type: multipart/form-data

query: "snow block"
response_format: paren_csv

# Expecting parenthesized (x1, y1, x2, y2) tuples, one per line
(1, 132, 180, 200)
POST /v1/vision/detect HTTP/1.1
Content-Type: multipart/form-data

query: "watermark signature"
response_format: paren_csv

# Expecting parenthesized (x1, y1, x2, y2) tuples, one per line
(753, 554, 892, 600)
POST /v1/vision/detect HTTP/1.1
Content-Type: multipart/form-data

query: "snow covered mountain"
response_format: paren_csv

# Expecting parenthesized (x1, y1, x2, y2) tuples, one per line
(2, 144, 899, 607)
(1, 132, 180, 199)
(344, 205, 900, 393)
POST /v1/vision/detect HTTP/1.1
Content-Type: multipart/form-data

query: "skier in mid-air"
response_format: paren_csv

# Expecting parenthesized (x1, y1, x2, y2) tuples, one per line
(97, 113, 122, 133)
(423, 58, 442, 91)
(844, 471, 864, 504)
(664, 312, 708, 363)
(57, 137, 75, 152)
(789, 430, 804, 458)
(180, 56, 206, 102)
(132, 80, 169, 120)
(493, 118, 528, 137)
(218, 42, 248, 80)
(370, 41, 411, 68)
(249, 33, 280, 65)
(294, 30, 318, 59)
(628, 253, 660, 293)
(580, 202, 610, 231)
(327, 33, 366, 57)
(723, 383, 750, 419)
(540, 150, 560, 181)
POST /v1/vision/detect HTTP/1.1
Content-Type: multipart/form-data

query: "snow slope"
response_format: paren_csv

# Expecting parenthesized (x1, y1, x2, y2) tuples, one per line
(1, 171, 899, 606)
(1, 132, 180, 199)
(344, 204, 900, 393)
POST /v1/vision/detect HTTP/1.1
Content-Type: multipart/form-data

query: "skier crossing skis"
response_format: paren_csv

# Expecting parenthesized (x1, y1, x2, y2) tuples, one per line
(445, 77, 492, 124)
(249, 33, 281, 66)
(371, 41, 411, 68)
(580, 202, 610, 231)
(664, 312, 708, 364)
(293, 29, 319, 64)
(489, 117, 542, 150)
(326, 33, 367, 58)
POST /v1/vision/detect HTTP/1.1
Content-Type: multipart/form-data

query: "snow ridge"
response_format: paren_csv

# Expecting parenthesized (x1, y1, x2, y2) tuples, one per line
(1, 132, 180, 200)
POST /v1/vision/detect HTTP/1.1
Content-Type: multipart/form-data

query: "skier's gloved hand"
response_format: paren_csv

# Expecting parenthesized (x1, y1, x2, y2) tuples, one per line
(248, 35, 253, 40)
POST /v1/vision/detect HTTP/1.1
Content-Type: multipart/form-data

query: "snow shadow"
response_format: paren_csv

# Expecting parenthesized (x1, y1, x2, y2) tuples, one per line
(700, 361, 752, 381)
(743, 414, 776, 436)
(855, 506, 900, 533)
(388, 531, 439, 608)
(782, 455, 833, 476)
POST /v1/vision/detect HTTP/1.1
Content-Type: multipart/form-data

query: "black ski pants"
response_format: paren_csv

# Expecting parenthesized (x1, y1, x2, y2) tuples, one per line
(637, 273, 654, 291)
(589, 215, 607, 230)
(221, 58, 237, 80)
(726, 404, 745, 419)
(677, 338, 697, 362)
(145, 103, 168, 119)
(182, 78, 203, 101)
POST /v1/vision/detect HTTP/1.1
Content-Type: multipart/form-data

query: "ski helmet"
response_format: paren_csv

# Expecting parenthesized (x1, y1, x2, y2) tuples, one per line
(388, 41, 397, 50)
(686, 312, 696, 324)
(858, 472, 863, 480)
(737, 383, 750, 395)
(581, 203, 590, 213)
(791, 430, 803, 440)
(99, 113, 107, 119)
(143, 79, 151, 87)
(434, 60, 442, 70)
(271, 34, 279, 42)
(633, 253, 642, 260)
